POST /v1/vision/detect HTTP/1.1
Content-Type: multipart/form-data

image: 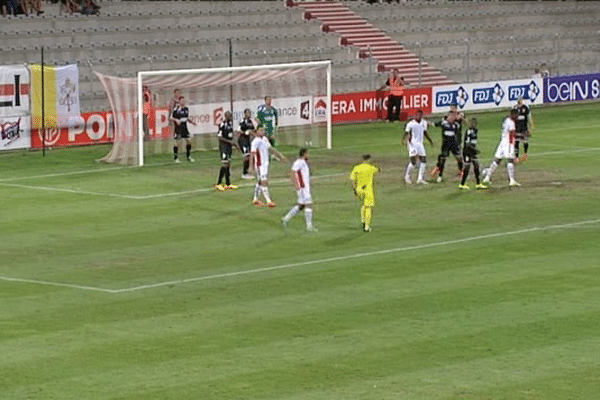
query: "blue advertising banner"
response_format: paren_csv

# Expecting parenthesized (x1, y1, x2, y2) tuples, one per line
(544, 73, 600, 104)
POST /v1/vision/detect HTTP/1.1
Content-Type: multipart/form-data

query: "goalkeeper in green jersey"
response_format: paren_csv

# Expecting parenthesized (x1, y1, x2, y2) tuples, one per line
(256, 95, 279, 146)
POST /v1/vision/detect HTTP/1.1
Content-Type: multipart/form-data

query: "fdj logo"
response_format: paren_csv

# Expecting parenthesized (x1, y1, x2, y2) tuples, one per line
(473, 83, 504, 106)
(435, 86, 468, 108)
(508, 81, 540, 102)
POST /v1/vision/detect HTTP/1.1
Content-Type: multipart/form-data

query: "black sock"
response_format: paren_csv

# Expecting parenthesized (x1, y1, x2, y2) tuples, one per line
(243, 159, 249, 175)
(515, 141, 520, 158)
(437, 154, 443, 168)
(457, 159, 464, 171)
(474, 162, 481, 184)
(225, 166, 231, 185)
(524, 143, 529, 154)
(186, 143, 191, 159)
(218, 166, 225, 184)
(439, 158, 446, 177)
(461, 164, 470, 185)
(173, 146, 178, 159)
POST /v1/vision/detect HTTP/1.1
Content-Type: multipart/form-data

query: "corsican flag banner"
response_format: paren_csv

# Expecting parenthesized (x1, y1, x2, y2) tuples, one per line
(30, 64, 81, 129)
(0, 64, 30, 118)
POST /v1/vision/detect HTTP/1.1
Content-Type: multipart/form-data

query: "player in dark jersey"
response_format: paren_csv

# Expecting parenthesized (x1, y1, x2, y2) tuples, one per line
(169, 96, 196, 163)
(431, 110, 463, 182)
(459, 117, 486, 190)
(215, 111, 240, 191)
(513, 98, 534, 162)
(238, 108, 255, 180)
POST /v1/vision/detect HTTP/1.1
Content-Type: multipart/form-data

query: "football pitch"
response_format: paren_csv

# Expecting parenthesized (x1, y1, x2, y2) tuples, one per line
(1, 102, 599, 399)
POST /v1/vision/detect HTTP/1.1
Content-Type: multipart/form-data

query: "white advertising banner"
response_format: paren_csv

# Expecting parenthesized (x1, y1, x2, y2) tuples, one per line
(0, 64, 30, 118)
(432, 78, 544, 113)
(0, 115, 31, 150)
(153, 96, 315, 136)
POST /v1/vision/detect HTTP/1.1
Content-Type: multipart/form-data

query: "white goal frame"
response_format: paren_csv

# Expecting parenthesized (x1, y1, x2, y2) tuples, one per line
(136, 60, 332, 167)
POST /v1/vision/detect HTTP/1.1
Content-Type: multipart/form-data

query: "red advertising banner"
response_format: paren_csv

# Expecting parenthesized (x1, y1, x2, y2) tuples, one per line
(332, 87, 432, 123)
(31, 111, 115, 148)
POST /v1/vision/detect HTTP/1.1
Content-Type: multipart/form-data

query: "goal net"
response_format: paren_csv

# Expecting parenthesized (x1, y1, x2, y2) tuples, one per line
(96, 61, 332, 166)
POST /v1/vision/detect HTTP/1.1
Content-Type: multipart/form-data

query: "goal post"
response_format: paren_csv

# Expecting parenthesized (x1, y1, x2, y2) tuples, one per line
(126, 60, 332, 167)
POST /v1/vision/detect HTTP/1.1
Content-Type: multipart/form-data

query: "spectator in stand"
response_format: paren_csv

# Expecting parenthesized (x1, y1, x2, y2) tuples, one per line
(6, 0, 27, 15)
(28, 0, 43, 15)
(379, 69, 406, 123)
(532, 68, 541, 79)
(1, 0, 7, 16)
(80, 0, 100, 15)
(59, 0, 77, 15)
(539, 63, 550, 78)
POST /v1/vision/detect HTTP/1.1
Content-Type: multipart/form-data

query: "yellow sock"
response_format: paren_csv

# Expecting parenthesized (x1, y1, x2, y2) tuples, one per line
(360, 205, 365, 224)
(365, 207, 372, 229)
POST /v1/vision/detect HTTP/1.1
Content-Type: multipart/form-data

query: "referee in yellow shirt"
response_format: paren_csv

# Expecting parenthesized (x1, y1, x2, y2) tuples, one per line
(350, 155, 380, 232)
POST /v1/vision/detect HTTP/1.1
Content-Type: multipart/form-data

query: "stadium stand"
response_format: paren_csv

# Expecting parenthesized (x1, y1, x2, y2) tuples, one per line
(3, 0, 599, 111)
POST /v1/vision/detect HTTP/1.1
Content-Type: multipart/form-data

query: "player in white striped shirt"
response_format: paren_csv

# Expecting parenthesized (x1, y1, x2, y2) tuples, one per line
(282, 148, 315, 231)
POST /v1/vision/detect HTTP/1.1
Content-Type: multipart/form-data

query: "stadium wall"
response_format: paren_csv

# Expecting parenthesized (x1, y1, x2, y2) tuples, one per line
(2, 73, 600, 150)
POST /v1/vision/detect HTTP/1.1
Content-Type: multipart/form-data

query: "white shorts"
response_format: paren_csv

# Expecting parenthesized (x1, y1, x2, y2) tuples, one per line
(494, 138, 515, 159)
(407, 142, 426, 157)
(256, 164, 269, 181)
(297, 188, 312, 205)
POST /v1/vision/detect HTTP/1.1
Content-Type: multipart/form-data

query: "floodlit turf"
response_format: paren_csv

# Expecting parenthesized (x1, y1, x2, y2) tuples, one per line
(1, 102, 599, 399)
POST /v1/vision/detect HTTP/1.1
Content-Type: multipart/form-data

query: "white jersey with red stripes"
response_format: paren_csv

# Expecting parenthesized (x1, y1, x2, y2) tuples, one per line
(291, 158, 310, 192)
(251, 136, 271, 169)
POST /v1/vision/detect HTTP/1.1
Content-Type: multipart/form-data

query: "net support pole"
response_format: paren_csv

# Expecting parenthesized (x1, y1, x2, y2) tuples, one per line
(137, 72, 144, 166)
(41, 46, 45, 157)
(326, 60, 332, 150)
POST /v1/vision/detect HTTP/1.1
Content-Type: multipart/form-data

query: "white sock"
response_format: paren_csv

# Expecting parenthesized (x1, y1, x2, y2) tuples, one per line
(305, 208, 313, 229)
(507, 162, 515, 182)
(418, 162, 426, 181)
(405, 163, 414, 181)
(484, 161, 499, 181)
(253, 183, 261, 201)
(261, 185, 272, 203)
(283, 205, 300, 222)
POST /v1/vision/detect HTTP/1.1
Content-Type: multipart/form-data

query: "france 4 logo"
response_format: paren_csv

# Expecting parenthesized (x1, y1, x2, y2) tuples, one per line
(435, 86, 469, 109)
(473, 83, 505, 106)
(508, 80, 540, 102)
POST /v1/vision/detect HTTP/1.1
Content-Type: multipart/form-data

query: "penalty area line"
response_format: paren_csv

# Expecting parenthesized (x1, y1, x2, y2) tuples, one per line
(3, 218, 597, 294)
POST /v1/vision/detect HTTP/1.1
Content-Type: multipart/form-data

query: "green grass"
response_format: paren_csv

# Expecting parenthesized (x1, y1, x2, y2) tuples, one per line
(1, 102, 599, 399)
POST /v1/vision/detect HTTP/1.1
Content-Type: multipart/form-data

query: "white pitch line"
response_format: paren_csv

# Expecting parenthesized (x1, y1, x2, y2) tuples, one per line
(1, 217, 598, 294)
(0, 182, 142, 199)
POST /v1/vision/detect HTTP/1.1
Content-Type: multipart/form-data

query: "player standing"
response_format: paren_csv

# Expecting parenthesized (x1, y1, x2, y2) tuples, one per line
(256, 96, 279, 146)
(402, 110, 434, 185)
(482, 108, 521, 187)
(238, 108, 255, 180)
(250, 126, 286, 207)
(431, 110, 463, 182)
(459, 117, 485, 190)
(282, 148, 315, 231)
(350, 154, 380, 232)
(169, 96, 195, 163)
(215, 111, 239, 191)
(513, 97, 534, 162)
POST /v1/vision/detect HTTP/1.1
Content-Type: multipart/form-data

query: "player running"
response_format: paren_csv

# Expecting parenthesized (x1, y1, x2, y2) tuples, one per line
(350, 154, 380, 233)
(250, 126, 286, 207)
(482, 108, 521, 187)
(215, 111, 239, 191)
(238, 108, 255, 180)
(256, 96, 279, 146)
(459, 117, 485, 190)
(282, 148, 315, 231)
(513, 97, 534, 162)
(402, 109, 434, 185)
(169, 96, 196, 163)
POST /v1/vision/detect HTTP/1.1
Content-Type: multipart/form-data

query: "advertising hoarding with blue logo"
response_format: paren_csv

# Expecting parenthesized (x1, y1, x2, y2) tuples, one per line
(432, 78, 543, 113)
(543, 73, 600, 104)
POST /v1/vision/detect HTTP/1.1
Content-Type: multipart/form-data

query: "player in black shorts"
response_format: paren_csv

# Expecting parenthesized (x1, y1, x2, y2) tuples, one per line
(459, 117, 485, 190)
(238, 108, 255, 180)
(215, 111, 240, 191)
(513, 97, 534, 162)
(169, 96, 196, 163)
(431, 110, 463, 182)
